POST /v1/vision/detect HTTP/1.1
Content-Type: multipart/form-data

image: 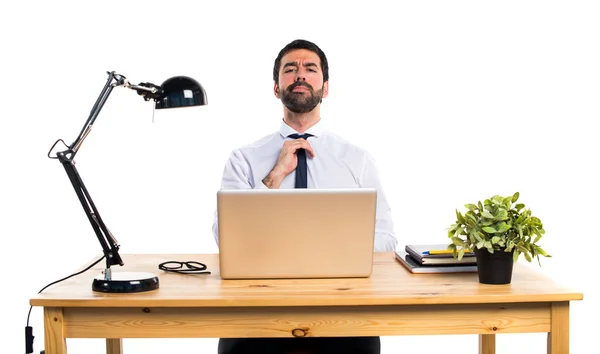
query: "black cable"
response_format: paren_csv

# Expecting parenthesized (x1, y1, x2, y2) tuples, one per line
(47, 139, 69, 160)
(25, 255, 105, 354)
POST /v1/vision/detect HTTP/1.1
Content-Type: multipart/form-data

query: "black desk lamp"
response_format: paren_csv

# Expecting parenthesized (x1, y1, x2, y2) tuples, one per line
(47, 71, 207, 293)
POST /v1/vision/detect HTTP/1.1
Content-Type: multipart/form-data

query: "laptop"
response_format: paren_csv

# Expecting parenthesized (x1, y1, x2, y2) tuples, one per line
(217, 188, 377, 279)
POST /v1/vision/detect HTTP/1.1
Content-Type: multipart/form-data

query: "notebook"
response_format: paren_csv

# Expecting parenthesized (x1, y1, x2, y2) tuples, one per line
(395, 250, 478, 274)
(405, 243, 476, 265)
(217, 188, 377, 279)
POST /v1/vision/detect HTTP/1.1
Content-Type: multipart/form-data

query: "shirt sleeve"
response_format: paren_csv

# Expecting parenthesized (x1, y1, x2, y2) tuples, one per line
(212, 149, 269, 246)
(359, 152, 398, 252)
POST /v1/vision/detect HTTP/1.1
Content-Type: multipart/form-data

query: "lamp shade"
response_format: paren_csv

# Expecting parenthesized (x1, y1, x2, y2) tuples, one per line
(155, 76, 207, 109)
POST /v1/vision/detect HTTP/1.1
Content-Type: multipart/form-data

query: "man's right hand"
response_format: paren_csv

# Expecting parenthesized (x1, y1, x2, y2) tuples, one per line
(262, 138, 315, 189)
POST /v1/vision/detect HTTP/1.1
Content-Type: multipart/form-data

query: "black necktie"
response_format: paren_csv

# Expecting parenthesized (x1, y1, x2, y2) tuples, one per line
(288, 133, 313, 188)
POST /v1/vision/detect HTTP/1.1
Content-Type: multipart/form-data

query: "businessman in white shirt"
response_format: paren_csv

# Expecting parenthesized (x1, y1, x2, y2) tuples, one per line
(214, 39, 397, 354)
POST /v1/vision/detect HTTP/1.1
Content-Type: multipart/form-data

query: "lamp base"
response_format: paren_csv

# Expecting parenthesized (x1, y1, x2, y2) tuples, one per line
(92, 272, 159, 293)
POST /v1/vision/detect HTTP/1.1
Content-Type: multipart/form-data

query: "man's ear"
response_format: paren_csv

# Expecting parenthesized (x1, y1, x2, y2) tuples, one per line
(322, 81, 329, 99)
(274, 82, 280, 98)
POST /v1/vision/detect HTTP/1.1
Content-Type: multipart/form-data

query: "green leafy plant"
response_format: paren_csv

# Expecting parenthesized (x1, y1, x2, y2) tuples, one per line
(447, 192, 550, 265)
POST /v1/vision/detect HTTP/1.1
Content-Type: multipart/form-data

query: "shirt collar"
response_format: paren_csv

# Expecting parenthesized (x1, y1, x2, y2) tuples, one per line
(278, 118, 325, 139)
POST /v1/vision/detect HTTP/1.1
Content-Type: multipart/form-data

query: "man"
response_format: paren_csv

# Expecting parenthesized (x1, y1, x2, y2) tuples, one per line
(213, 39, 397, 354)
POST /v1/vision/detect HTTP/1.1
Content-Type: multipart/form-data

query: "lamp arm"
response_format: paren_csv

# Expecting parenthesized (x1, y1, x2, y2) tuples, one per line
(68, 73, 161, 157)
(48, 71, 166, 275)
(70, 71, 126, 156)
(49, 71, 131, 273)
(55, 151, 124, 270)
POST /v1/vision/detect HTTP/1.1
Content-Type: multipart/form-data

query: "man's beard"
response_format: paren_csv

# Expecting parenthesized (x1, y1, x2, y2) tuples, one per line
(280, 81, 323, 114)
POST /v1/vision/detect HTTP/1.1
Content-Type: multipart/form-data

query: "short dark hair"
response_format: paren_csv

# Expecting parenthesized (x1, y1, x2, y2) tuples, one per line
(273, 39, 329, 84)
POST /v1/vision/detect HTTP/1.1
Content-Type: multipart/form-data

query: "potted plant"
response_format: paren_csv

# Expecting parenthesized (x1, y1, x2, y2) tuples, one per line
(447, 192, 550, 284)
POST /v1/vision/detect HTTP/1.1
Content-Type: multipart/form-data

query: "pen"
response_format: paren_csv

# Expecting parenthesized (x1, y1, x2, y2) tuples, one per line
(423, 249, 472, 255)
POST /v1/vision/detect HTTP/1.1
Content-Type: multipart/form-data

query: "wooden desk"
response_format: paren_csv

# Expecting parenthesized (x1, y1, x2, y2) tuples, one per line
(30, 253, 583, 354)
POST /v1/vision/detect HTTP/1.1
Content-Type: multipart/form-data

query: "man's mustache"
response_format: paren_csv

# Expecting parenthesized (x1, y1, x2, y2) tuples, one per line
(288, 81, 313, 92)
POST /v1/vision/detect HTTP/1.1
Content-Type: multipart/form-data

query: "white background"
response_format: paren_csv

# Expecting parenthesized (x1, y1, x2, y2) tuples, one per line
(2, 1, 598, 353)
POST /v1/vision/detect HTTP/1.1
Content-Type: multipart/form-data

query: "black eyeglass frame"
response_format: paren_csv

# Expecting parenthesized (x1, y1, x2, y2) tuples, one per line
(158, 261, 211, 275)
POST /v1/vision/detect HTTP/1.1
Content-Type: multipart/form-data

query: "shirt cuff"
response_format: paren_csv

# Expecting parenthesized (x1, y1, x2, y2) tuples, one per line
(255, 180, 270, 189)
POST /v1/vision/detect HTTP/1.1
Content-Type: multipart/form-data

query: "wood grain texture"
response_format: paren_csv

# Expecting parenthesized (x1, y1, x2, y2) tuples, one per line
(44, 307, 66, 354)
(479, 334, 495, 354)
(106, 338, 122, 354)
(548, 301, 570, 354)
(62, 302, 551, 338)
(30, 253, 583, 308)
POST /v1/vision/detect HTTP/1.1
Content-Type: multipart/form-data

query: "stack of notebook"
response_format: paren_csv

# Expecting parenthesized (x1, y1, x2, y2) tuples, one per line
(395, 244, 478, 273)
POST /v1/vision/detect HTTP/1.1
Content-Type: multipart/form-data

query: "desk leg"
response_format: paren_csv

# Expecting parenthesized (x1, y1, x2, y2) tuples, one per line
(478, 334, 495, 354)
(44, 307, 66, 354)
(547, 301, 569, 354)
(107, 339, 123, 354)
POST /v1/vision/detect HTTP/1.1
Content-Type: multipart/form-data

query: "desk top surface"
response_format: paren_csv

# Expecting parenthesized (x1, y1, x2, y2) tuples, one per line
(30, 253, 583, 308)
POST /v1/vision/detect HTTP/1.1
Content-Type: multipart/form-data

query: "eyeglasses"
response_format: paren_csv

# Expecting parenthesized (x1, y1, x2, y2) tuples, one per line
(158, 261, 211, 275)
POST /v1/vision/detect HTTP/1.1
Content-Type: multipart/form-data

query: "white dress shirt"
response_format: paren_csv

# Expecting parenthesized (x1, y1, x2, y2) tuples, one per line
(212, 119, 398, 252)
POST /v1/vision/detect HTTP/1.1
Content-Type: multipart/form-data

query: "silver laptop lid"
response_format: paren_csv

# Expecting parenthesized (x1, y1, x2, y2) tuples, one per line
(217, 188, 377, 279)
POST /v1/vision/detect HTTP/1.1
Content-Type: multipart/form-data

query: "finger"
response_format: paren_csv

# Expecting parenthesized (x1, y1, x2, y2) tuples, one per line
(283, 139, 304, 149)
(285, 139, 308, 150)
(283, 140, 304, 154)
(298, 140, 315, 158)
(285, 139, 315, 157)
(305, 146, 315, 158)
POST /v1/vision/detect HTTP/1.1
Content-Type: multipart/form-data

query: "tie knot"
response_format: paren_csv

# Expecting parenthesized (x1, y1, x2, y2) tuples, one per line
(288, 133, 313, 140)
